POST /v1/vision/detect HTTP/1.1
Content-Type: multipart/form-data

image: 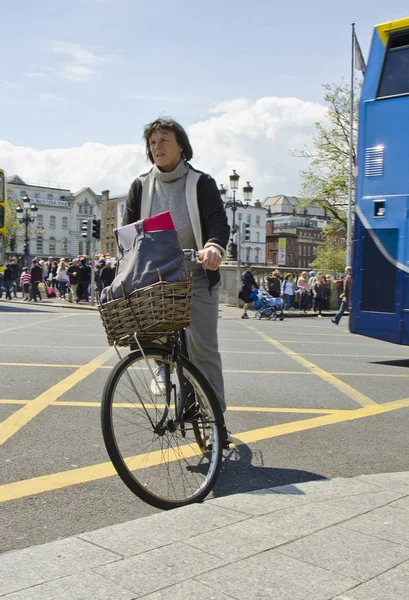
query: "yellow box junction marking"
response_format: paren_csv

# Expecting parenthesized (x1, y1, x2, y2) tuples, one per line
(0, 348, 114, 446)
(0, 396, 408, 504)
(247, 325, 378, 408)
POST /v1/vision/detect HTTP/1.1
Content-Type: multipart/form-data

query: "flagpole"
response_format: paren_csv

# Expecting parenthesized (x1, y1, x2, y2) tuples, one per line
(346, 22, 355, 266)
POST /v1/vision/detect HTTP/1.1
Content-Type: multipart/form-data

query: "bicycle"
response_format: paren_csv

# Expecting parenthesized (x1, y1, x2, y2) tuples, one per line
(99, 250, 225, 510)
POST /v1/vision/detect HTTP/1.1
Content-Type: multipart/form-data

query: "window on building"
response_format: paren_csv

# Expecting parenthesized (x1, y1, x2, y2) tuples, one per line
(61, 237, 68, 254)
(34, 192, 40, 199)
(50, 216, 56, 228)
(238, 212, 242, 221)
(79, 204, 83, 214)
(247, 214, 251, 225)
(256, 232, 260, 242)
(256, 216, 260, 225)
(255, 248, 260, 263)
(36, 236, 43, 253)
(37, 214, 43, 228)
(299, 245, 302, 256)
(62, 216, 68, 228)
(120, 204, 124, 217)
(245, 247, 251, 262)
(47, 193, 53, 200)
(19, 190, 25, 199)
(49, 237, 56, 253)
(84, 200, 89, 215)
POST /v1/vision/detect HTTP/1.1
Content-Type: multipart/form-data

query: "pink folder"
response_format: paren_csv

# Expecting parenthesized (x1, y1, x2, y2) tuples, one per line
(143, 211, 175, 232)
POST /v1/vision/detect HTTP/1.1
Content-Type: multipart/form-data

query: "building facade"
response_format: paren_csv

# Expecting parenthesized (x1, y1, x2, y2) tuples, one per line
(7, 175, 101, 259)
(225, 200, 267, 264)
(263, 195, 330, 269)
(100, 190, 124, 257)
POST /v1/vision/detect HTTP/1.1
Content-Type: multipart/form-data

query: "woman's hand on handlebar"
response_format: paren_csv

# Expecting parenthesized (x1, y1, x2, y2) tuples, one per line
(197, 246, 222, 271)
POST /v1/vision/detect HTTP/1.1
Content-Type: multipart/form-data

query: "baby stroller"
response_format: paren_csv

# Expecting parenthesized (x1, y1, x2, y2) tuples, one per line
(250, 289, 284, 321)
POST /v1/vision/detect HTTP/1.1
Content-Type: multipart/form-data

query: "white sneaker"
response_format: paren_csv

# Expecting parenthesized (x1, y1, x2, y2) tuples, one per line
(150, 364, 167, 396)
(318, 314, 322, 318)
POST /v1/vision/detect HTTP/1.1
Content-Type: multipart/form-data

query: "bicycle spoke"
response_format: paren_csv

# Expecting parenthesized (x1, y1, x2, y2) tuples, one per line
(103, 349, 222, 507)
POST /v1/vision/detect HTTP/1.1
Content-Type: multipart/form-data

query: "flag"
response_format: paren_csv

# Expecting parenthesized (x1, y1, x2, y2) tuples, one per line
(354, 32, 366, 75)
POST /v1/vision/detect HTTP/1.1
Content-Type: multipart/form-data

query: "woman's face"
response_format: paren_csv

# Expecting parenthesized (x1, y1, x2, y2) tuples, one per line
(149, 129, 183, 172)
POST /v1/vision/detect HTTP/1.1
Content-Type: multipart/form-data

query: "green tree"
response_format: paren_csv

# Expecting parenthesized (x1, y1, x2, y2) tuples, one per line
(309, 225, 346, 274)
(294, 82, 359, 229)
(5, 192, 22, 252)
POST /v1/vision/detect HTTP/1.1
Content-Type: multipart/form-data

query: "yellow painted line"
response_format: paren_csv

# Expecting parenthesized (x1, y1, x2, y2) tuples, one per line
(233, 397, 409, 445)
(247, 325, 378, 408)
(0, 314, 72, 333)
(0, 363, 83, 368)
(0, 400, 28, 405)
(222, 351, 409, 358)
(1, 396, 408, 504)
(0, 398, 344, 414)
(0, 348, 114, 446)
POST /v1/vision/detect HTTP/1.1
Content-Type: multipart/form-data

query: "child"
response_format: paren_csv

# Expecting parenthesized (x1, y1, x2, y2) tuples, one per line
(20, 267, 31, 302)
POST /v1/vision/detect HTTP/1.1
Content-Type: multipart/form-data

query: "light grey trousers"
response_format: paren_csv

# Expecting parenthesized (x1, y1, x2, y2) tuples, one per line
(185, 271, 226, 413)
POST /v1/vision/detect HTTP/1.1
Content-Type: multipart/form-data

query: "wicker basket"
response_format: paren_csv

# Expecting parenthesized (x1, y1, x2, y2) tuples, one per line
(98, 274, 193, 346)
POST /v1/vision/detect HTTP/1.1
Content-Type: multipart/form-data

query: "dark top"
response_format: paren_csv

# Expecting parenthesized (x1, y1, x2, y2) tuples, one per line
(239, 270, 257, 303)
(313, 282, 328, 299)
(30, 264, 43, 283)
(343, 274, 352, 301)
(266, 275, 281, 296)
(100, 266, 116, 287)
(79, 264, 91, 283)
(66, 265, 80, 285)
(123, 164, 230, 291)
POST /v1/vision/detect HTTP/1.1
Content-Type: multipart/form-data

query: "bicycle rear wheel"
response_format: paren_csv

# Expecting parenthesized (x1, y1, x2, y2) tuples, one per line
(101, 346, 224, 510)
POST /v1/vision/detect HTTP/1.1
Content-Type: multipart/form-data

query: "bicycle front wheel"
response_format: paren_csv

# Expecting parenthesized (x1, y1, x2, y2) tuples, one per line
(101, 346, 224, 510)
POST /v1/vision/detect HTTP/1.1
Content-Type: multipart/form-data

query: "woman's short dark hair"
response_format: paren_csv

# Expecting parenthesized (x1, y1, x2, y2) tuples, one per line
(143, 118, 193, 163)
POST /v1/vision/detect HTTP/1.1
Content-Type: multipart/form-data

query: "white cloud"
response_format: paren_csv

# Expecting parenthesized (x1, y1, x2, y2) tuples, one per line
(51, 41, 109, 81)
(189, 96, 327, 199)
(0, 95, 327, 199)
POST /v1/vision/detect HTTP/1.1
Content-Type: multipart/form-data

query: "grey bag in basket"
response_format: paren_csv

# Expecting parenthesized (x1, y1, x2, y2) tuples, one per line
(100, 220, 186, 303)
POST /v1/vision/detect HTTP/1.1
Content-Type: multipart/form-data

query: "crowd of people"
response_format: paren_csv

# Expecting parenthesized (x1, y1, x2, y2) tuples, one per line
(0, 256, 116, 303)
(240, 265, 350, 319)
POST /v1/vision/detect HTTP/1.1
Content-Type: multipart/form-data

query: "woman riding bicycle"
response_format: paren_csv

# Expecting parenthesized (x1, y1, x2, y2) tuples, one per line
(123, 117, 231, 443)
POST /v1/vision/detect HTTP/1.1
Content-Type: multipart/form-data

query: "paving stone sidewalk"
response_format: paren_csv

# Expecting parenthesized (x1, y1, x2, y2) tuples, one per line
(2, 473, 409, 599)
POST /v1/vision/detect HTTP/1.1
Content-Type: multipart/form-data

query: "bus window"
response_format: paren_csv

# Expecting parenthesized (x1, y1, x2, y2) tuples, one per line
(0, 205, 3, 228)
(377, 30, 409, 98)
(361, 228, 398, 313)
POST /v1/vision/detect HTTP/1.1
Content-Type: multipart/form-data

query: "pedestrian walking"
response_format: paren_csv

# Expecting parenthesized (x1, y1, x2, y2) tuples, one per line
(332, 266, 352, 325)
(3, 263, 14, 300)
(30, 259, 43, 302)
(297, 271, 310, 313)
(67, 258, 81, 303)
(281, 273, 295, 310)
(56, 260, 69, 299)
(239, 264, 257, 319)
(20, 267, 31, 301)
(312, 275, 328, 317)
(265, 270, 281, 298)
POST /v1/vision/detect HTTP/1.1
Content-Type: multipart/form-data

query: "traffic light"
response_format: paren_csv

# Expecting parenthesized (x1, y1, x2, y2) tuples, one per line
(81, 219, 91, 239)
(9, 238, 16, 252)
(241, 222, 251, 241)
(92, 218, 101, 240)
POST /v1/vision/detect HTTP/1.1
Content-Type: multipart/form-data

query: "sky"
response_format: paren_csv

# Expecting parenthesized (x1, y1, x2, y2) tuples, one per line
(0, 0, 408, 201)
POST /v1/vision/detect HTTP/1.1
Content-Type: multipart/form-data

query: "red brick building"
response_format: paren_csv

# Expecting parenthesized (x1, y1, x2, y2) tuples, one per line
(263, 195, 329, 269)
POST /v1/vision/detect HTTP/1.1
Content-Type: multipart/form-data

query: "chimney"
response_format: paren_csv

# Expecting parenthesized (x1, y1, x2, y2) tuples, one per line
(101, 190, 110, 202)
(254, 199, 261, 208)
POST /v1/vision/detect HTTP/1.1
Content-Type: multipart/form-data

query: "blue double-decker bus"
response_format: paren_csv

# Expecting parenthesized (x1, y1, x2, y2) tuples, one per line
(350, 16, 409, 344)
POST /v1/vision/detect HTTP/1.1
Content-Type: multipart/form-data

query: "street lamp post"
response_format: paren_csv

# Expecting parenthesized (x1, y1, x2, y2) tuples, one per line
(219, 170, 253, 261)
(15, 194, 38, 267)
